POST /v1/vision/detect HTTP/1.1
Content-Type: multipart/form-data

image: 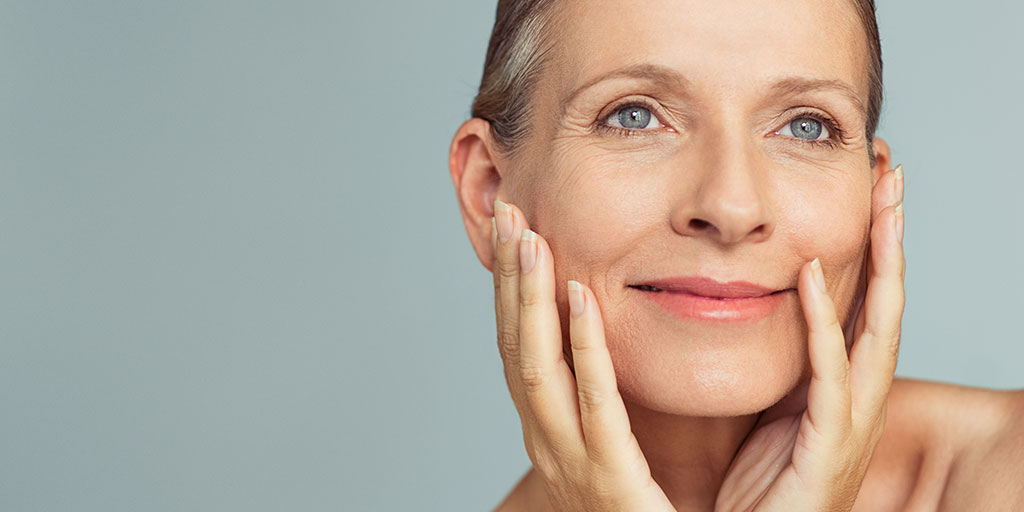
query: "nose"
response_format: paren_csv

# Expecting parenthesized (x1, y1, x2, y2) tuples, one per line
(669, 132, 775, 245)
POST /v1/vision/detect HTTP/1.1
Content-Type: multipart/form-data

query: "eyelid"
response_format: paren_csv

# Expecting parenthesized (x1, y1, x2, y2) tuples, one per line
(597, 96, 676, 134)
(772, 108, 845, 148)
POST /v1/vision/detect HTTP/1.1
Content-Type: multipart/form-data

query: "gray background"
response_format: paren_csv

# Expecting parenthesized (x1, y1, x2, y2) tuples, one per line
(1, 1, 1021, 510)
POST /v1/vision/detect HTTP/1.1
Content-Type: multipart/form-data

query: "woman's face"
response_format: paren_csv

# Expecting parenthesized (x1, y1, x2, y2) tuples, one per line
(495, 0, 889, 416)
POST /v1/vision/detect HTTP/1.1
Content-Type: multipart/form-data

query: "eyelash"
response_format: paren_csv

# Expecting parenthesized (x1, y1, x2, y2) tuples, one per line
(594, 99, 668, 138)
(595, 101, 846, 149)
(783, 108, 845, 149)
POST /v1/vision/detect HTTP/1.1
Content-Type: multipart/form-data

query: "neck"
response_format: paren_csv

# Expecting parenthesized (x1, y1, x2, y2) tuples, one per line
(624, 399, 761, 511)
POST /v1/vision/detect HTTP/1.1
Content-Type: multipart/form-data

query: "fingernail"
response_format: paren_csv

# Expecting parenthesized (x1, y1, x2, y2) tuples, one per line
(810, 258, 827, 293)
(568, 280, 585, 318)
(894, 163, 904, 205)
(491, 216, 498, 253)
(520, 229, 537, 273)
(894, 203, 904, 243)
(494, 199, 513, 243)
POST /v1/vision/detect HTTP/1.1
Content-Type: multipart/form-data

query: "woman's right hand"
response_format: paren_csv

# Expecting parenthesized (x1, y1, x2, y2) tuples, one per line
(490, 199, 675, 511)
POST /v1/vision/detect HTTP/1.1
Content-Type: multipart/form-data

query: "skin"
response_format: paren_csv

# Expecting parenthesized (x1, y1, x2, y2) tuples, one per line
(448, 0, 1024, 509)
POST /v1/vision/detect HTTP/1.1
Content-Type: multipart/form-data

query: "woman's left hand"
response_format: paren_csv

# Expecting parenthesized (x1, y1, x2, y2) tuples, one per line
(715, 164, 906, 511)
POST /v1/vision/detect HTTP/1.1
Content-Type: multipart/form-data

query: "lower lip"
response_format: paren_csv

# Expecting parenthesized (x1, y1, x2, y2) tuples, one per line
(637, 289, 791, 322)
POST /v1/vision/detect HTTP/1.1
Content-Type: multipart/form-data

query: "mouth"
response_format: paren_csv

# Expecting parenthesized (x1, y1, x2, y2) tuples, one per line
(628, 277, 793, 321)
(629, 284, 790, 298)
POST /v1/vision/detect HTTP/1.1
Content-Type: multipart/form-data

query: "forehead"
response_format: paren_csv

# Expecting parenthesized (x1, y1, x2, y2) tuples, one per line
(546, 0, 868, 108)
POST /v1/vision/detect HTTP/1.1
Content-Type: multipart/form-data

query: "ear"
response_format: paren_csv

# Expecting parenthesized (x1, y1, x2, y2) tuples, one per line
(869, 136, 893, 184)
(448, 118, 505, 272)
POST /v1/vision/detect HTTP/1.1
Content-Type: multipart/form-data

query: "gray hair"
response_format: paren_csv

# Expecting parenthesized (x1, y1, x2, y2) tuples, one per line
(470, 0, 557, 156)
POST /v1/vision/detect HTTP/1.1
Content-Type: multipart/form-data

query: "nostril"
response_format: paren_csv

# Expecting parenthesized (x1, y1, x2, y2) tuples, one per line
(689, 218, 712, 231)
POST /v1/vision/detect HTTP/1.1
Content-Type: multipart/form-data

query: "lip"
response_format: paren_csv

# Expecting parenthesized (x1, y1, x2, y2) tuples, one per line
(629, 277, 791, 322)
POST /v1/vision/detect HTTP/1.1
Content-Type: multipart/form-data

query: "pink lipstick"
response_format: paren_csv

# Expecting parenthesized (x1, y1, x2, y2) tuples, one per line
(630, 276, 791, 321)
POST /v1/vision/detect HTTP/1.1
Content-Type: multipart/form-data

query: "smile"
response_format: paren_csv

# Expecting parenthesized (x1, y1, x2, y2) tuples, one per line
(628, 278, 793, 321)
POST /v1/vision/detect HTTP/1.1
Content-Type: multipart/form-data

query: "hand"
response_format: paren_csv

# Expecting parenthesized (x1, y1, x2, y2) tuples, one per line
(491, 199, 675, 511)
(490, 163, 905, 511)
(715, 164, 906, 511)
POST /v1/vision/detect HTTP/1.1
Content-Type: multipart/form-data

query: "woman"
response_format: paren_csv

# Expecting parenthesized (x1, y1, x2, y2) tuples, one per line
(448, 0, 1024, 510)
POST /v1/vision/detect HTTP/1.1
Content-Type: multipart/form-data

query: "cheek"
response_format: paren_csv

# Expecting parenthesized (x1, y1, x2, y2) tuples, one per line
(527, 148, 666, 266)
(785, 178, 871, 313)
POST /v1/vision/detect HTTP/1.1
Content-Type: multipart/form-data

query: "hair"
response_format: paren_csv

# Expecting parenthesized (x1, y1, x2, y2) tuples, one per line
(471, 0, 883, 167)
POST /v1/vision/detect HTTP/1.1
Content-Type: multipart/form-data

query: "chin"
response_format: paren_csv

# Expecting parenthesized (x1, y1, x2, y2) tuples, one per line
(615, 356, 806, 417)
(606, 300, 809, 417)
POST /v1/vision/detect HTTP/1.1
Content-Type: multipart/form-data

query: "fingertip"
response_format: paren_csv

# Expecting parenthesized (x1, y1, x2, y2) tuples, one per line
(870, 204, 903, 267)
(810, 257, 827, 293)
(520, 229, 538, 274)
(798, 258, 834, 327)
(494, 199, 513, 244)
(568, 280, 585, 318)
(508, 201, 531, 231)
(533, 229, 551, 269)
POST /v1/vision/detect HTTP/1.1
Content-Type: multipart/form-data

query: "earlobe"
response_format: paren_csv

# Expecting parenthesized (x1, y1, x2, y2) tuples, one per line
(448, 118, 505, 271)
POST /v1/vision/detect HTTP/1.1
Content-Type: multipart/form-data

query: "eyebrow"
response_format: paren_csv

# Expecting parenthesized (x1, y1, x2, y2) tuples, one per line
(560, 64, 692, 115)
(768, 76, 866, 116)
(561, 63, 866, 117)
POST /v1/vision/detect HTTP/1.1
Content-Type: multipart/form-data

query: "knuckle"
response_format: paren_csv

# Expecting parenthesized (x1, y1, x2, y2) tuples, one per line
(577, 382, 606, 413)
(863, 325, 902, 358)
(497, 329, 521, 360)
(885, 335, 901, 360)
(497, 262, 520, 280)
(520, 288, 542, 309)
(823, 312, 843, 332)
(519, 361, 549, 391)
(569, 334, 592, 353)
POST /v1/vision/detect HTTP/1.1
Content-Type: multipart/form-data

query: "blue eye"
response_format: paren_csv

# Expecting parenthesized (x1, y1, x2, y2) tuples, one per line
(618, 106, 651, 129)
(778, 116, 830, 141)
(606, 105, 663, 131)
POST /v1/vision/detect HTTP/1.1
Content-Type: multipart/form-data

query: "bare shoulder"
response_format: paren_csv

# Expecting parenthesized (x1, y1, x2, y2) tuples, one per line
(887, 377, 1021, 443)
(927, 379, 1024, 510)
(856, 377, 1024, 511)
(495, 379, 1024, 511)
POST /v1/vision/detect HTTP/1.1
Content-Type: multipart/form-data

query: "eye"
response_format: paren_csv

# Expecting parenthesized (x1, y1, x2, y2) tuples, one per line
(604, 105, 664, 131)
(777, 116, 830, 142)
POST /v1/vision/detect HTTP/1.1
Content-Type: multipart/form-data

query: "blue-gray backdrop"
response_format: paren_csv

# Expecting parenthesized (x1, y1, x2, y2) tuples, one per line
(2, 1, 1021, 510)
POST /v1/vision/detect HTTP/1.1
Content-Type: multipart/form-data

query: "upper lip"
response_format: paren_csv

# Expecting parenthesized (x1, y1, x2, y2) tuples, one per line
(631, 276, 781, 298)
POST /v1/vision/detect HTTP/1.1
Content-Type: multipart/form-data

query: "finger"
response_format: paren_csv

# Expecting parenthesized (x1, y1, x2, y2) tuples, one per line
(492, 216, 501, 330)
(853, 165, 900, 343)
(493, 199, 527, 407)
(518, 228, 586, 450)
(799, 258, 852, 438)
(894, 163, 904, 205)
(847, 266, 864, 346)
(870, 165, 899, 220)
(849, 201, 905, 418)
(568, 280, 642, 469)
